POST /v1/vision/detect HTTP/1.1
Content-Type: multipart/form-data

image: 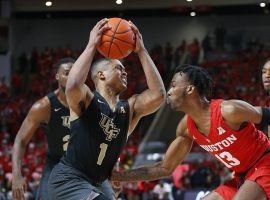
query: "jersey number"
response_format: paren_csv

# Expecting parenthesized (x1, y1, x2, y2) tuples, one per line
(97, 143, 108, 165)
(215, 151, 240, 168)
(63, 135, 70, 151)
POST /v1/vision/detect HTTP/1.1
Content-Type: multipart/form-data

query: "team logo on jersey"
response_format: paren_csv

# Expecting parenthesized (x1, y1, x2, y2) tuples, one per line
(217, 127, 226, 135)
(61, 116, 70, 129)
(120, 106, 125, 114)
(99, 113, 120, 141)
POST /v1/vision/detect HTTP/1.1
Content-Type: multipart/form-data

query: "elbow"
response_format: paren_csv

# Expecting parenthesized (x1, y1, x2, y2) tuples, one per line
(162, 168, 173, 178)
(154, 88, 167, 105)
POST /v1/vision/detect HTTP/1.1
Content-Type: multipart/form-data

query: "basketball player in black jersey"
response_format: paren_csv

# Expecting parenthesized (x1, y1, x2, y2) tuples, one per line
(48, 18, 166, 200)
(12, 58, 74, 200)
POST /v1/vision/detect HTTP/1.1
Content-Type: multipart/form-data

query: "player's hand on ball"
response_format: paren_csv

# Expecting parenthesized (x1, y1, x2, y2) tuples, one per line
(129, 21, 145, 53)
(89, 18, 111, 48)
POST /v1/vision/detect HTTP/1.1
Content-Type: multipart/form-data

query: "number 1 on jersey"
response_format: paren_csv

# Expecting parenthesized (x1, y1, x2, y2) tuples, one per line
(97, 143, 108, 165)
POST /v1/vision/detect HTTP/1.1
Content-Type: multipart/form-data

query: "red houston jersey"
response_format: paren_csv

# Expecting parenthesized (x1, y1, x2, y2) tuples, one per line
(187, 99, 270, 173)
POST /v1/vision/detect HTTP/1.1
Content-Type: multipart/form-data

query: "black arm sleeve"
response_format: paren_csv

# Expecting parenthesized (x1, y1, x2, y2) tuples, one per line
(260, 107, 270, 128)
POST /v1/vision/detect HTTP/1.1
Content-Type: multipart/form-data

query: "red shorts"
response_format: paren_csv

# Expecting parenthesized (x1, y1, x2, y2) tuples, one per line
(215, 153, 270, 200)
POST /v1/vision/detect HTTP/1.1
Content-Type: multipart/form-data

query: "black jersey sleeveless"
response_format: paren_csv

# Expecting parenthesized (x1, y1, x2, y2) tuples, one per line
(45, 92, 70, 164)
(62, 91, 129, 182)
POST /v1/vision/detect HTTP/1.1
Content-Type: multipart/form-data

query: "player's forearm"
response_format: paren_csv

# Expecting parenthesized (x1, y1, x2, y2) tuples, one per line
(138, 49, 166, 99)
(66, 44, 96, 90)
(12, 139, 26, 177)
(112, 162, 171, 182)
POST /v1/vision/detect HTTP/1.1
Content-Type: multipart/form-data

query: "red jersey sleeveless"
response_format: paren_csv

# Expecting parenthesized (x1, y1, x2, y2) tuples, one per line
(187, 99, 270, 173)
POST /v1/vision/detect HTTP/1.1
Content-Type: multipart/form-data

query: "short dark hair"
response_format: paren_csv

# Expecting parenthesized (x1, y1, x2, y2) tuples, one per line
(174, 64, 214, 97)
(53, 57, 75, 72)
(91, 58, 112, 82)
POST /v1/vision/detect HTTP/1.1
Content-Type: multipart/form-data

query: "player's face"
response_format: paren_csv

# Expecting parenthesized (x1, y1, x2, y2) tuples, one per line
(262, 61, 270, 92)
(167, 72, 190, 111)
(56, 62, 73, 92)
(107, 60, 127, 93)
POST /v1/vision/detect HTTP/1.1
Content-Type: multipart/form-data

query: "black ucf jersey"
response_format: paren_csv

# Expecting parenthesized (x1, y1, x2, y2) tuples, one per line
(62, 91, 129, 182)
(44, 92, 70, 164)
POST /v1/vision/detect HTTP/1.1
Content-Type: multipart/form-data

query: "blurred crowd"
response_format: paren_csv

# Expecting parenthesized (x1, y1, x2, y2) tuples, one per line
(1, 27, 270, 199)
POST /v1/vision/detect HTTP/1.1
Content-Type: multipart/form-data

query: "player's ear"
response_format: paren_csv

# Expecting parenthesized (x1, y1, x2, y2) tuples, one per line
(98, 71, 105, 80)
(186, 85, 195, 94)
(55, 74, 59, 80)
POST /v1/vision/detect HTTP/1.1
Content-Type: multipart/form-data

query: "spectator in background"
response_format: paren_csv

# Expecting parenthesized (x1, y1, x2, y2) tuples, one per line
(174, 40, 186, 69)
(165, 42, 173, 72)
(215, 25, 226, 50)
(0, 76, 8, 100)
(188, 38, 200, 65)
(190, 159, 212, 189)
(153, 180, 173, 200)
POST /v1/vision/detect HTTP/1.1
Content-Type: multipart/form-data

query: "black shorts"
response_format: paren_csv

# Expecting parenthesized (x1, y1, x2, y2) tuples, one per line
(48, 163, 114, 200)
(36, 162, 56, 200)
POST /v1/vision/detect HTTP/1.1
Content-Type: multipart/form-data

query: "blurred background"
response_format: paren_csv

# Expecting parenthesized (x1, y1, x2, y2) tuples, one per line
(0, 0, 270, 199)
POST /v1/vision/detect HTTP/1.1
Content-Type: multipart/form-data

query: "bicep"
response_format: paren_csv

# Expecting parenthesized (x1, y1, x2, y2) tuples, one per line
(133, 90, 164, 118)
(16, 106, 47, 146)
(222, 100, 262, 124)
(66, 84, 93, 112)
(15, 98, 50, 146)
(16, 116, 40, 146)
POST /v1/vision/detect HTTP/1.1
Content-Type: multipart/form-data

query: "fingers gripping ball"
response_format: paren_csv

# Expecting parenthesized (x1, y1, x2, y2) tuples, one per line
(98, 17, 136, 59)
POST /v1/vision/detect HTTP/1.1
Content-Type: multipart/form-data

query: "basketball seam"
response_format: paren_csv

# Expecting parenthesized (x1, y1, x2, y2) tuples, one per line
(107, 29, 133, 34)
(108, 19, 122, 58)
(103, 33, 134, 46)
(112, 42, 124, 57)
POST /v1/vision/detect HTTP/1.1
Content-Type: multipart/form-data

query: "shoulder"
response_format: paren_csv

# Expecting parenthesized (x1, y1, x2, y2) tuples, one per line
(221, 99, 250, 115)
(28, 96, 51, 123)
(32, 96, 51, 112)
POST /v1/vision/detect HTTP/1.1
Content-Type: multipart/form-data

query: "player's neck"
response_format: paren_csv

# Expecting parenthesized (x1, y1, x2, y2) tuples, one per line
(96, 88, 119, 108)
(56, 89, 68, 107)
(186, 98, 210, 123)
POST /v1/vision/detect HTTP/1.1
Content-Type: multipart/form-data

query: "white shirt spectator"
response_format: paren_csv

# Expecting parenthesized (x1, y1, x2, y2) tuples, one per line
(153, 181, 173, 200)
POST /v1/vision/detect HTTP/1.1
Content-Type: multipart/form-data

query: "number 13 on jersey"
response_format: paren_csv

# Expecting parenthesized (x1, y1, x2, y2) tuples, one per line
(215, 151, 240, 168)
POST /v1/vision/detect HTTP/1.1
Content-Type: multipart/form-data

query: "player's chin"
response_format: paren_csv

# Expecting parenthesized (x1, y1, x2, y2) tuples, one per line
(168, 101, 176, 110)
(119, 85, 127, 93)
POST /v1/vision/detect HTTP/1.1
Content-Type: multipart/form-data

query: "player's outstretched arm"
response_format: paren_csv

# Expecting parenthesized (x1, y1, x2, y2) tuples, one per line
(128, 22, 166, 129)
(12, 97, 50, 200)
(111, 116, 193, 182)
(66, 19, 111, 111)
(221, 100, 263, 128)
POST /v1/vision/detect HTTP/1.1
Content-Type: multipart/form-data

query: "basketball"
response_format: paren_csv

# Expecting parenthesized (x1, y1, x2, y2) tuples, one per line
(97, 17, 136, 59)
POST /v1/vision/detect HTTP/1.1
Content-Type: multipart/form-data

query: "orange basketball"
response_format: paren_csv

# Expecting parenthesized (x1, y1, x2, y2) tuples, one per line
(97, 17, 136, 59)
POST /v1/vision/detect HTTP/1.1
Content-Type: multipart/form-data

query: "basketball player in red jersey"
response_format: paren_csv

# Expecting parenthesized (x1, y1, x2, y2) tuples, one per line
(111, 64, 270, 200)
(261, 60, 270, 138)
